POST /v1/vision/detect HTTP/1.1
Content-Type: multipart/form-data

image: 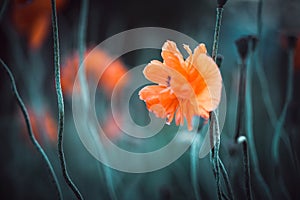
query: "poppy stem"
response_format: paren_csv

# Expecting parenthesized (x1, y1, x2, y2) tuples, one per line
(209, 111, 222, 200)
(0, 59, 63, 200)
(78, 0, 89, 106)
(246, 42, 272, 200)
(219, 157, 234, 200)
(212, 7, 224, 61)
(50, 0, 83, 199)
(77, 0, 117, 199)
(237, 136, 253, 200)
(272, 41, 295, 168)
(257, 0, 263, 38)
(234, 60, 247, 141)
(209, 4, 231, 200)
(191, 133, 202, 200)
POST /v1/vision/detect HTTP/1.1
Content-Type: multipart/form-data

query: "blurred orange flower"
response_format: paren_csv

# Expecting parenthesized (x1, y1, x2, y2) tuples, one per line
(61, 48, 128, 97)
(19, 107, 57, 144)
(139, 40, 222, 131)
(11, 0, 66, 49)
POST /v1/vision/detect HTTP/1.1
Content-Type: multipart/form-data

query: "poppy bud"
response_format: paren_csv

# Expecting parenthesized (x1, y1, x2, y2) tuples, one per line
(235, 37, 249, 61)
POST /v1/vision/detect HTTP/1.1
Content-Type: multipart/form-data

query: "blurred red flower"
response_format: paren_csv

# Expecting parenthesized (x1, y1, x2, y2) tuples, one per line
(19, 107, 57, 144)
(61, 48, 128, 97)
(11, 0, 66, 49)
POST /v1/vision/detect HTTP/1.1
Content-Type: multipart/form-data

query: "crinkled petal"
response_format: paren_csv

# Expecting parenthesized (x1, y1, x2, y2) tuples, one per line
(192, 54, 222, 112)
(139, 85, 179, 123)
(161, 40, 188, 77)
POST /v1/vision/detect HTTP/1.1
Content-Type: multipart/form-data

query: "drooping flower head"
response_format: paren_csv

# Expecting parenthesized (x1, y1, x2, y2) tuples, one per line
(139, 40, 222, 131)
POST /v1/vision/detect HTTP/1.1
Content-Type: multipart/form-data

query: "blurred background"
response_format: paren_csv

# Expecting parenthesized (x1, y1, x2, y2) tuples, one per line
(0, 0, 300, 199)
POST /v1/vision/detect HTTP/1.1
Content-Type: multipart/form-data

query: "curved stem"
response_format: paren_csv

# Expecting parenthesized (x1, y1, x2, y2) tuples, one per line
(50, 0, 83, 199)
(0, 59, 63, 200)
(246, 49, 272, 200)
(272, 47, 294, 165)
(191, 133, 202, 200)
(212, 7, 224, 60)
(210, 112, 222, 200)
(78, 0, 89, 106)
(209, 6, 226, 200)
(234, 61, 246, 141)
(219, 157, 234, 200)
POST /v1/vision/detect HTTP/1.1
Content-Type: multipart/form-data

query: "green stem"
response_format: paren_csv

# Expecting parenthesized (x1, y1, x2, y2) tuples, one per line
(209, 6, 226, 200)
(219, 157, 234, 200)
(78, 0, 89, 100)
(191, 133, 202, 200)
(211, 7, 224, 60)
(247, 46, 272, 200)
(234, 61, 246, 141)
(210, 112, 222, 200)
(0, 59, 63, 200)
(238, 136, 253, 200)
(272, 47, 294, 166)
(50, 0, 83, 199)
(257, 0, 263, 39)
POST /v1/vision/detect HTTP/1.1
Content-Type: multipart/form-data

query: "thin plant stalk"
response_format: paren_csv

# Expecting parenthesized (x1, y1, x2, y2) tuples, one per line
(209, 5, 230, 200)
(77, 0, 118, 198)
(211, 7, 224, 60)
(235, 37, 253, 200)
(270, 42, 294, 200)
(234, 60, 246, 141)
(218, 157, 234, 199)
(191, 133, 202, 200)
(272, 45, 294, 165)
(238, 136, 253, 200)
(246, 44, 272, 200)
(50, 0, 83, 199)
(0, 59, 63, 200)
(209, 112, 222, 200)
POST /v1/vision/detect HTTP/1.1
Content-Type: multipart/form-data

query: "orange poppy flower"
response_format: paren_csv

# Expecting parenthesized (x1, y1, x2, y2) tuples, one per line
(61, 48, 128, 97)
(11, 0, 66, 49)
(139, 40, 222, 131)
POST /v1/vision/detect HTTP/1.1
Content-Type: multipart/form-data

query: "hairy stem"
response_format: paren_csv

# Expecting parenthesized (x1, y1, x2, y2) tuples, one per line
(210, 112, 222, 200)
(50, 0, 83, 199)
(219, 157, 234, 200)
(212, 7, 224, 60)
(0, 59, 63, 200)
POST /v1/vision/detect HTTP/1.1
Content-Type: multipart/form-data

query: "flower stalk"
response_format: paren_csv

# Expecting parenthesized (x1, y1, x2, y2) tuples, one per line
(208, 2, 234, 200)
(0, 59, 63, 200)
(50, 0, 83, 199)
(238, 136, 253, 200)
